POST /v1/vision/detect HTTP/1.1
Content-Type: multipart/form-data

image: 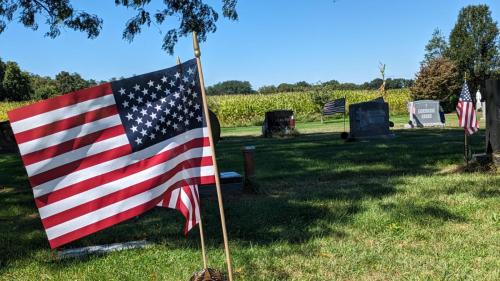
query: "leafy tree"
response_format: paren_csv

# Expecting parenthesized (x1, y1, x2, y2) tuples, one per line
(1, 61, 32, 101)
(385, 78, 413, 89)
(29, 74, 58, 100)
(361, 78, 384, 90)
(276, 83, 295, 92)
(336, 82, 359, 90)
(0, 0, 238, 54)
(294, 81, 310, 88)
(55, 71, 92, 94)
(206, 80, 253, 95)
(424, 28, 448, 63)
(308, 86, 331, 123)
(0, 58, 5, 98)
(258, 85, 277, 94)
(448, 4, 499, 92)
(411, 57, 461, 112)
(322, 80, 340, 88)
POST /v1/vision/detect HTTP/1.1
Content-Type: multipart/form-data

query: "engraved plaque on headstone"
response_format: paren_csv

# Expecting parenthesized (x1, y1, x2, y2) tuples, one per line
(349, 100, 391, 139)
(408, 100, 445, 127)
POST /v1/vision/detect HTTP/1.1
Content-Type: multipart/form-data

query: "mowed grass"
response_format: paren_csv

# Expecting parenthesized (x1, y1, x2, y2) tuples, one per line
(0, 114, 499, 280)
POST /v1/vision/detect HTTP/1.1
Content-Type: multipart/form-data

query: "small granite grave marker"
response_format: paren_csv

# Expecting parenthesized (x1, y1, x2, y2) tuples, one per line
(199, 172, 243, 198)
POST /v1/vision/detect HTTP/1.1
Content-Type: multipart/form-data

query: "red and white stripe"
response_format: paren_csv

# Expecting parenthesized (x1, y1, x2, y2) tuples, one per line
(8, 83, 215, 248)
(158, 182, 202, 234)
(456, 101, 479, 135)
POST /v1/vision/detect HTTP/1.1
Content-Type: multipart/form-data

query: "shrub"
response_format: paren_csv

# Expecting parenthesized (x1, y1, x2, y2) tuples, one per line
(411, 57, 461, 112)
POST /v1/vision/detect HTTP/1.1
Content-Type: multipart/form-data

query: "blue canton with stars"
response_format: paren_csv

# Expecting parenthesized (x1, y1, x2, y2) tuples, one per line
(459, 82, 473, 102)
(111, 59, 205, 152)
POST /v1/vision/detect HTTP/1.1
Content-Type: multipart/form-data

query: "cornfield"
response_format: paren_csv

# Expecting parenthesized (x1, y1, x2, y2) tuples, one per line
(0, 89, 411, 127)
(0, 101, 34, 122)
(209, 89, 411, 127)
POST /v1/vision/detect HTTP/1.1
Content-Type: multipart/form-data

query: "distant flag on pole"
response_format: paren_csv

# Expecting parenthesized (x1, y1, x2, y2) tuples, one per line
(456, 82, 479, 135)
(7, 59, 215, 248)
(323, 97, 346, 116)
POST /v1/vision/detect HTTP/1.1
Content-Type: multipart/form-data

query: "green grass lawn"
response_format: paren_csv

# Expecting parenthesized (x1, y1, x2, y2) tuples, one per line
(0, 115, 499, 280)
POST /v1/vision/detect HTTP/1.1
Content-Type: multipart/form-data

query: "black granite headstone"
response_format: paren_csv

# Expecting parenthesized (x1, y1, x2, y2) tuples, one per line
(0, 121, 17, 153)
(262, 110, 295, 137)
(208, 109, 221, 145)
(349, 100, 391, 139)
(485, 80, 500, 163)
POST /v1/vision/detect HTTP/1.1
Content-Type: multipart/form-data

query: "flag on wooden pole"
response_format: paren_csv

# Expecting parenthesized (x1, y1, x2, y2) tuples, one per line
(192, 31, 234, 281)
(456, 82, 479, 135)
(7, 59, 215, 248)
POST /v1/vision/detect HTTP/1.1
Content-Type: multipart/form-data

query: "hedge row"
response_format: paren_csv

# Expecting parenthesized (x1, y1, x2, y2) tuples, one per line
(208, 89, 411, 127)
(0, 89, 411, 127)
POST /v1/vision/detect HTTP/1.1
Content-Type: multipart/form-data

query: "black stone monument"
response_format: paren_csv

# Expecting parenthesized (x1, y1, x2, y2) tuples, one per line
(349, 100, 392, 139)
(485, 79, 500, 166)
(262, 110, 295, 137)
(208, 109, 221, 144)
(0, 121, 17, 153)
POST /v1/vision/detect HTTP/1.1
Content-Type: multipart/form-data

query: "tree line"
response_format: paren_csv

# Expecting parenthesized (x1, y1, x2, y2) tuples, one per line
(206, 78, 413, 95)
(411, 4, 499, 112)
(0, 58, 413, 102)
(0, 58, 104, 101)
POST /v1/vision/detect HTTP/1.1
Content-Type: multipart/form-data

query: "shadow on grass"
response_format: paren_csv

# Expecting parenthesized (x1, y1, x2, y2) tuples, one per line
(380, 201, 467, 225)
(0, 128, 489, 270)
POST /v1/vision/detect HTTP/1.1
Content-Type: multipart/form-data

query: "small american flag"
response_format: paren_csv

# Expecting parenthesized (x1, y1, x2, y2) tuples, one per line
(8, 59, 215, 248)
(323, 98, 346, 116)
(456, 82, 479, 135)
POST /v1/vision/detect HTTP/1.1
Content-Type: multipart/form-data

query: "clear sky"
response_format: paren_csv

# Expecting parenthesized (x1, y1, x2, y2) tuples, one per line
(0, 0, 499, 89)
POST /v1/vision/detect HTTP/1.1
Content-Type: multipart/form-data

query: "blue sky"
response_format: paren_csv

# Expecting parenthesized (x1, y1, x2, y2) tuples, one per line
(0, 0, 499, 89)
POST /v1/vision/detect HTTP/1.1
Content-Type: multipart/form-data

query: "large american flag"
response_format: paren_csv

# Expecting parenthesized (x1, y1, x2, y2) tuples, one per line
(8, 59, 215, 248)
(456, 82, 479, 135)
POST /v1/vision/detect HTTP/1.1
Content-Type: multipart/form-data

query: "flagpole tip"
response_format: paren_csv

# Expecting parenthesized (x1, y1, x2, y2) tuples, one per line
(192, 32, 201, 58)
(176, 56, 181, 65)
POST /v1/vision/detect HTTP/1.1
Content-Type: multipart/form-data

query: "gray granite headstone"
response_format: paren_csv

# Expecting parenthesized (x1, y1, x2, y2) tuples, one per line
(349, 100, 391, 139)
(408, 100, 445, 127)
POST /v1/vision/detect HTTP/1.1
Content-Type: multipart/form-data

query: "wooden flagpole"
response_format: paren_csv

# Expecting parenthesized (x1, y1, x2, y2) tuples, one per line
(177, 56, 209, 269)
(464, 72, 469, 166)
(343, 95, 346, 133)
(192, 32, 234, 281)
